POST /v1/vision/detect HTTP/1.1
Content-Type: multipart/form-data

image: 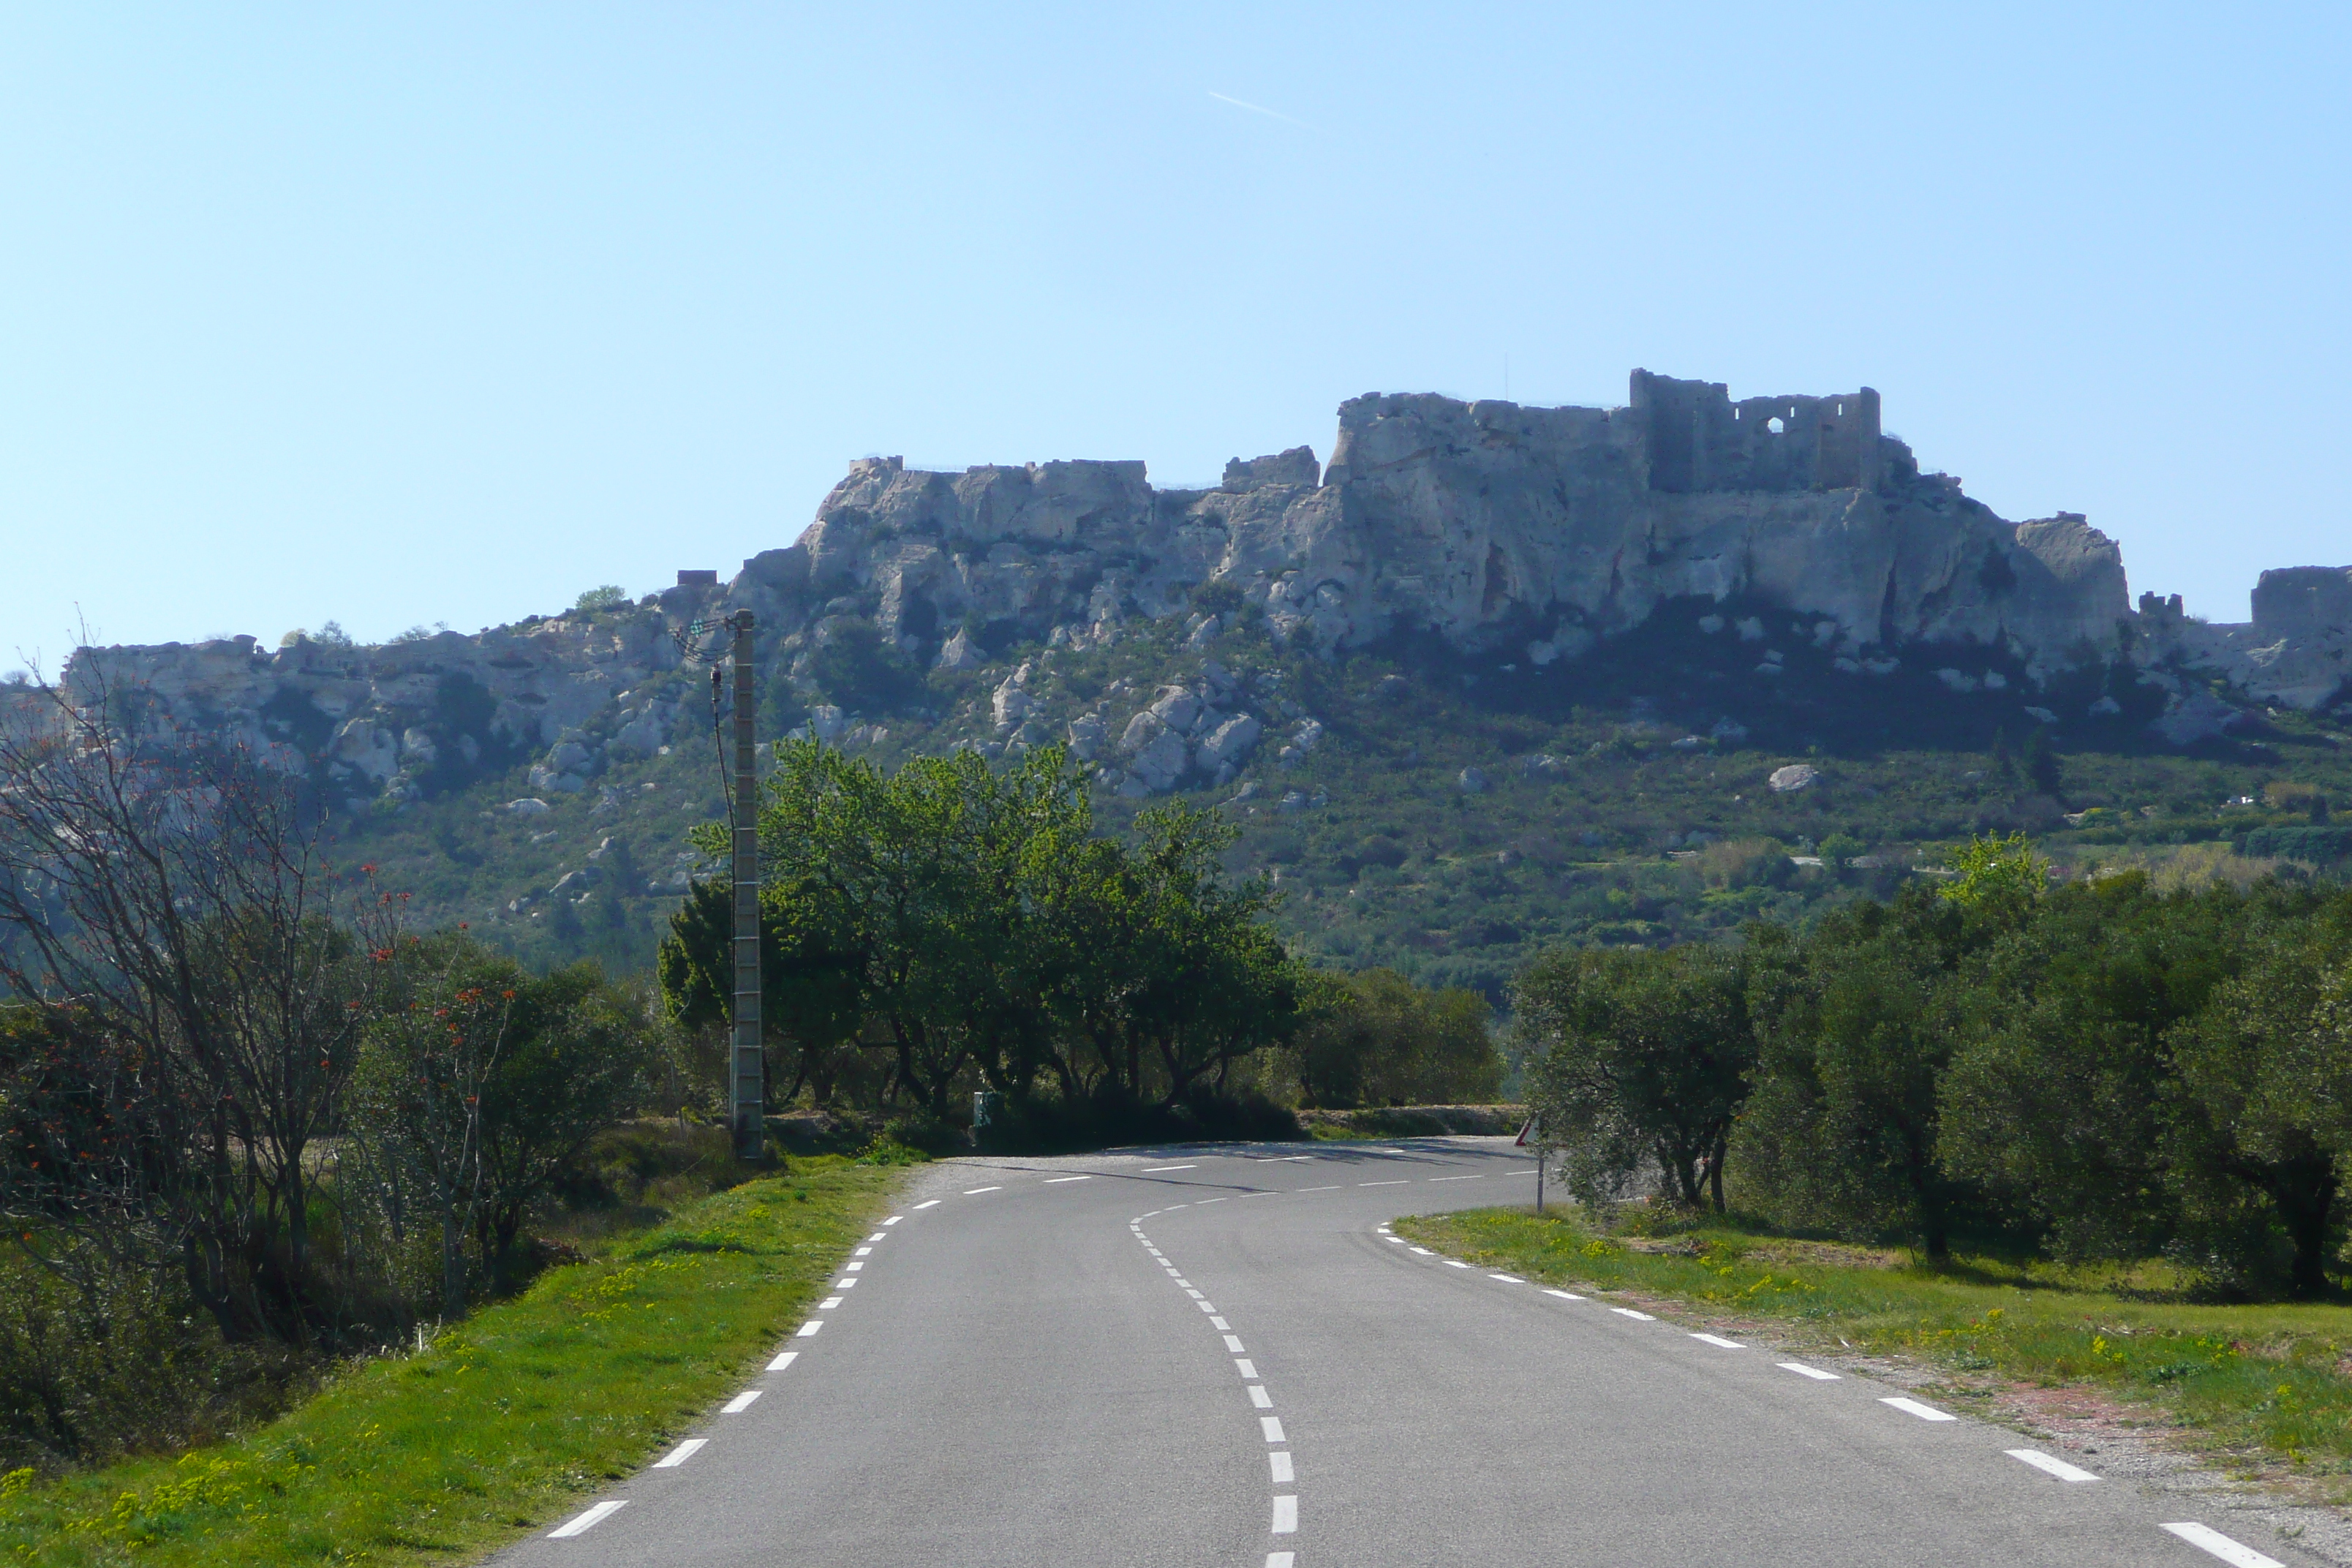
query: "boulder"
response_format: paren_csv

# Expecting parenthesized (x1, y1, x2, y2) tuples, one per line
(1197, 713, 1262, 770)
(935, 627, 982, 670)
(1768, 764, 1820, 793)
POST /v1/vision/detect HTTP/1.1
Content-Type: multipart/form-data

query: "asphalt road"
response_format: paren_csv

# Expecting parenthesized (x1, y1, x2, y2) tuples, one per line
(494, 1137, 2322, 1568)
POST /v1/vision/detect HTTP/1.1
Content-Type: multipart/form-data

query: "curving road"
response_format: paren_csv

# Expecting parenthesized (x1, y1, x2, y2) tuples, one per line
(496, 1137, 2321, 1568)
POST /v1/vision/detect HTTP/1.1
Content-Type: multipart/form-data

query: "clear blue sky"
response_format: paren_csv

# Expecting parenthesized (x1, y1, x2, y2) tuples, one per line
(5, 4, 2346, 668)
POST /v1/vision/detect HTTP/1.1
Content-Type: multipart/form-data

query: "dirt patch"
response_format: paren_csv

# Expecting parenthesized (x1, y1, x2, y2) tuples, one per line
(1741, 1239, 1904, 1270)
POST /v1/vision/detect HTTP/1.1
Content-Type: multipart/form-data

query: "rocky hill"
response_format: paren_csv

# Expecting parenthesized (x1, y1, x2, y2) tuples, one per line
(31, 369, 2352, 992)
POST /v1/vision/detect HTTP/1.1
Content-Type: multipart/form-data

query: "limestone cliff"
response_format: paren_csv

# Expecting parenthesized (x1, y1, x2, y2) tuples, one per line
(43, 370, 2352, 807)
(746, 372, 2135, 683)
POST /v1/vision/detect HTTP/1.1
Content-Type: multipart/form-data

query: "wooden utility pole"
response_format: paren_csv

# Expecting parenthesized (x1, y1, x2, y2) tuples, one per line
(729, 609, 764, 1160)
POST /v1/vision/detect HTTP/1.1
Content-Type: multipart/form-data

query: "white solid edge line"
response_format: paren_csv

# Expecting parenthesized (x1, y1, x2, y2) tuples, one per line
(913, 1199, 939, 1209)
(766, 1350, 798, 1371)
(549, 1500, 626, 1538)
(652, 1438, 706, 1468)
(2006, 1449, 2098, 1482)
(1778, 1361, 1839, 1379)
(1270, 1451, 1293, 1483)
(1544, 1288, 1586, 1300)
(2160, 1523, 2285, 1568)
(796, 1320, 822, 1337)
(1692, 1333, 1745, 1349)
(722, 1390, 762, 1413)
(1611, 1308, 1655, 1320)
(963, 1186, 1001, 1194)
(1249, 1385, 1274, 1408)
(1260, 1415, 1285, 1442)
(1272, 1496, 1298, 1534)
(1880, 1396, 1956, 1421)
(1044, 1175, 1091, 1183)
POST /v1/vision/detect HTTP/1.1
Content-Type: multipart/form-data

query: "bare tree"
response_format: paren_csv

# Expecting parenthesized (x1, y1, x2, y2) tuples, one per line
(0, 652, 374, 1345)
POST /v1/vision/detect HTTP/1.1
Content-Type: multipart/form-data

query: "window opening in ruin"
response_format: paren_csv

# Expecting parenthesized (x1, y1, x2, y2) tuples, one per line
(1766, 416, 1784, 434)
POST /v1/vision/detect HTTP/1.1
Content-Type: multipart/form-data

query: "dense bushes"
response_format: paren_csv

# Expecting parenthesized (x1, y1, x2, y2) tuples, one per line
(0, 687, 676, 1466)
(661, 742, 1315, 1145)
(1521, 834, 2352, 1297)
(1283, 968, 1501, 1109)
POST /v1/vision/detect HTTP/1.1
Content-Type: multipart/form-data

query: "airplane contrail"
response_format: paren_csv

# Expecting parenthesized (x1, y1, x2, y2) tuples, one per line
(1208, 90, 1306, 127)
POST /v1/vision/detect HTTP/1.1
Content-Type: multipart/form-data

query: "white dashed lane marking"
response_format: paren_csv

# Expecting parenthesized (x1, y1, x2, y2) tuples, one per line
(2007, 1449, 2097, 1482)
(796, 1321, 822, 1338)
(962, 1186, 1002, 1195)
(766, 1351, 797, 1372)
(1544, 1289, 1585, 1301)
(549, 1501, 626, 1538)
(1270, 1452, 1293, 1483)
(1044, 1175, 1091, 1184)
(1880, 1397, 1956, 1422)
(1779, 1362, 1839, 1380)
(912, 1199, 939, 1209)
(1611, 1308, 1655, 1321)
(1272, 1496, 1298, 1534)
(652, 1438, 706, 1468)
(1249, 1385, 1274, 1409)
(1235, 1359, 1258, 1378)
(721, 1390, 761, 1414)
(1691, 1333, 1744, 1350)
(2161, 1523, 2285, 1567)
(1261, 1416, 1286, 1442)
(1357, 1180, 1408, 1187)
(1143, 1164, 1197, 1172)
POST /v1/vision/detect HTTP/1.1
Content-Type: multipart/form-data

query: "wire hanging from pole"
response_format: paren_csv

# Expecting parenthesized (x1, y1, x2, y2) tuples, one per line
(672, 614, 737, 836)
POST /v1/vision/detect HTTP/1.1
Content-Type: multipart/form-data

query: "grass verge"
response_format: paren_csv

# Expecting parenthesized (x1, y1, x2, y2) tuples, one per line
(1397, 1205, 2352, 1500)
(0, 1156, 901, 1567)
(1298, 1104, 1525, 1140)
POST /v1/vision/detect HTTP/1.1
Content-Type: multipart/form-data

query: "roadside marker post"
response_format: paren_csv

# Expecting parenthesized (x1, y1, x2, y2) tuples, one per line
(1516, 1115, 1545, 1213)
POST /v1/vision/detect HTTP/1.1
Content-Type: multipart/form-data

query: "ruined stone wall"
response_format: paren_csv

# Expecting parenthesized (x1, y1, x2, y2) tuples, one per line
(1629, 371, 1885, 495)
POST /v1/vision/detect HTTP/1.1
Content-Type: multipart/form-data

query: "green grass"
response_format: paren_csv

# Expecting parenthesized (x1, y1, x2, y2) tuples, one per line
(0, 1156, 902, 1567)
(1398, 1205, 2352, 1497)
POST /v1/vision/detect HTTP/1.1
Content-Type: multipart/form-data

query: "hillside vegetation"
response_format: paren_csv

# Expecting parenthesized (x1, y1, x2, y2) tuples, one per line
(327, 592, 2352, 996)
